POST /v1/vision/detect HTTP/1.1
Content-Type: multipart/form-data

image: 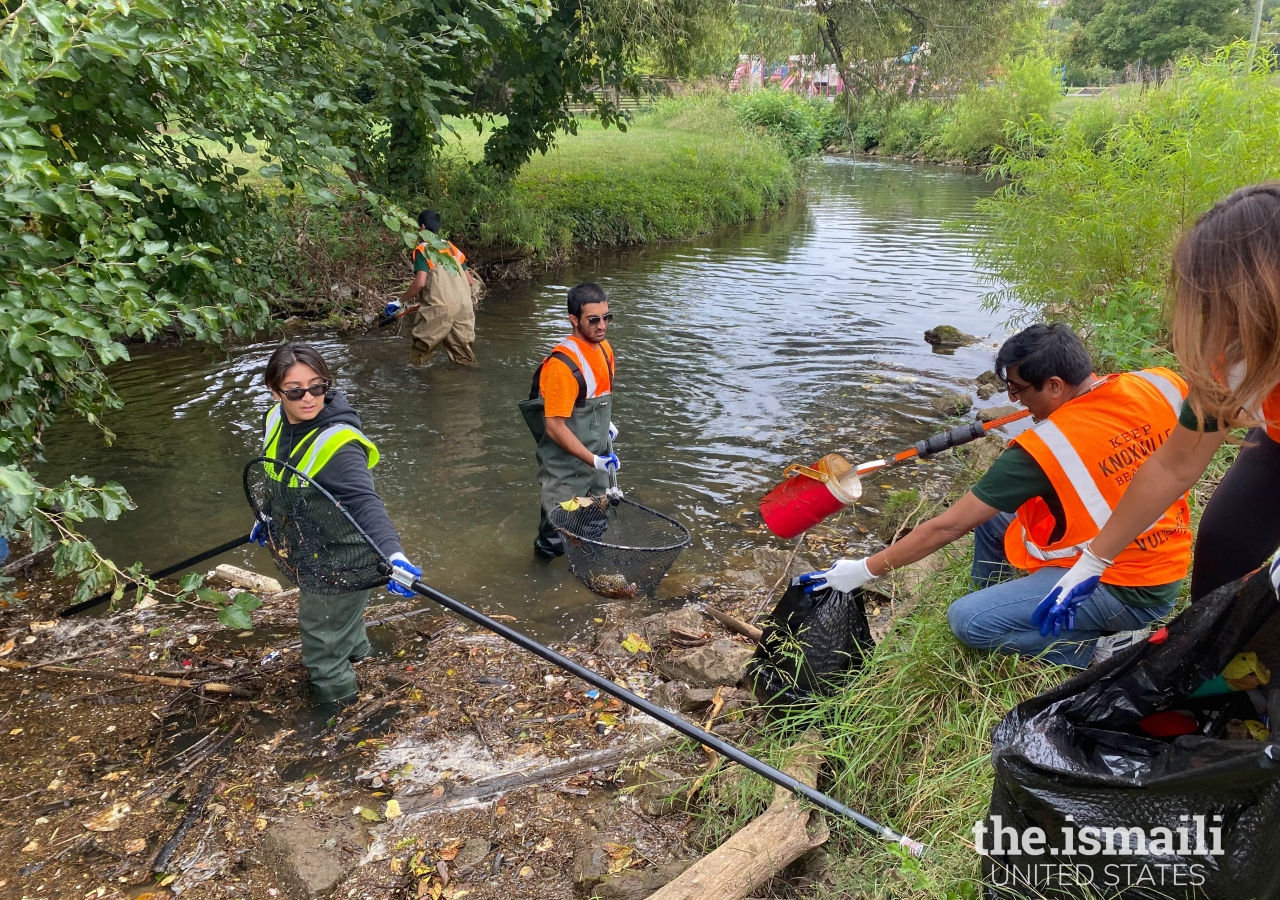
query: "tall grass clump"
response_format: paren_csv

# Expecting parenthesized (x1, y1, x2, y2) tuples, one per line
(728, 89, 846, 158)
(698, 547, 1067, 899)
(942, 54, 1063, 163)
(977, 44, 1280, 370)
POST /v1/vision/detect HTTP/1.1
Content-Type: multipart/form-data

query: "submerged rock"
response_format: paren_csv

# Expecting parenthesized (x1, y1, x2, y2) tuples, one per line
(977, 404, 1021, 425)
(924, 325, 978, 348)
(930, 392, 973, 417)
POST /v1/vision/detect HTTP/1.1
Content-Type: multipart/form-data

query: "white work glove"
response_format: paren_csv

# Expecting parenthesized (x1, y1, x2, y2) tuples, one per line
(608, 422, 618, 442)
(593, 452, 620, 472)
(1031, 546, 1111, 636)
(796, 558, 875, 595)
(386, 551, 421, 598)
(1269, 549, 1280, 596)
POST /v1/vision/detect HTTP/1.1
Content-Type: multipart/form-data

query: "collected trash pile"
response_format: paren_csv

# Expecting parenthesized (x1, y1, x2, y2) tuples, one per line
(986, 570, 1280, 900)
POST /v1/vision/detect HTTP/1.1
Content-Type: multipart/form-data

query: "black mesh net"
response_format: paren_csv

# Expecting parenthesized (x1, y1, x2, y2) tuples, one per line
(547, 495, 690, 598)
(243, 458, 388, 595)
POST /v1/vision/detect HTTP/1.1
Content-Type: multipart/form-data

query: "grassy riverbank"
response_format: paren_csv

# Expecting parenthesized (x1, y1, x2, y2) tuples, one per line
(256, 97, 799, 317)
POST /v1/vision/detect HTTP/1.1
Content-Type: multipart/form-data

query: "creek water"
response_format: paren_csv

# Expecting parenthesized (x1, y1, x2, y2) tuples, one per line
(39, 157, 1008, 638)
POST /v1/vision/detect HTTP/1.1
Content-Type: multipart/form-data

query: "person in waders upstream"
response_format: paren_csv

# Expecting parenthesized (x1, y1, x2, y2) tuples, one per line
(797, 324, 1193, 668)
(519, 283, 619, 558)
(252, 343, 421, 710)
(385, 209, 476, 367)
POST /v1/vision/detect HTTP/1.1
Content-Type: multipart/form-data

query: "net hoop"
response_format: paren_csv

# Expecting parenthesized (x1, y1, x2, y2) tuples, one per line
(553, 497, 691, 553)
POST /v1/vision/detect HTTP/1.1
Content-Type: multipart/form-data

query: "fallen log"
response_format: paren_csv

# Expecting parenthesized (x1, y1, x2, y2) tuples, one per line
(700, 606, 763, 643)
(0, 659, 251, 696)
(649, 731, 828, 900)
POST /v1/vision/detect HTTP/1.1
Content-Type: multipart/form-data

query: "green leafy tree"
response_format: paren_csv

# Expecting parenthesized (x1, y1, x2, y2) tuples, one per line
(0, 0, 459, 604)
(1065, 0, 1247, 69)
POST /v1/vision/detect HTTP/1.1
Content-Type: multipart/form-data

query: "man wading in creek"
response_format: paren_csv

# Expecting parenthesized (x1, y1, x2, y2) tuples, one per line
(385, 209, 477, 367)
(519, 283, 619, 558)
(798, 324, 1193, 667)
(253, 343, 421, 712)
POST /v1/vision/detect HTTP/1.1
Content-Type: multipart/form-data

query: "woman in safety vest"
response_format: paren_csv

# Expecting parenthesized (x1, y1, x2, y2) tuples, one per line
(1037, 183, 1280, 630)
(253, 342, 420, 706)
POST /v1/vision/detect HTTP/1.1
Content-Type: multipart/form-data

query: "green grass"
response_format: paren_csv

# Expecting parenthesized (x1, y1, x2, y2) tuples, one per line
(407, 99, 799, 259)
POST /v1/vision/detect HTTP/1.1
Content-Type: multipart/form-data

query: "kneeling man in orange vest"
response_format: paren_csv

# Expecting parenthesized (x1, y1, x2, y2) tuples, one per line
(797, 324, 1192, 668)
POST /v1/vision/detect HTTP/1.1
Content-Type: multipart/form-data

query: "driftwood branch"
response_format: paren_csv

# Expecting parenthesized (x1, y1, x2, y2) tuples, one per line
(650, 731, 828, 900)
(0, 660, 251, 696)
(700, 606, 763, 643)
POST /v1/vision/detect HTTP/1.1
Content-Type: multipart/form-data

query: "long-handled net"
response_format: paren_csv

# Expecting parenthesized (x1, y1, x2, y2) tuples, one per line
(547, 457, 690, 598)
(239, 456, 926, 856)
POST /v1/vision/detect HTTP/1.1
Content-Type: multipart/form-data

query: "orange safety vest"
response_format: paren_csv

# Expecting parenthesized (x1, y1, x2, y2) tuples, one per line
(1002, 368, 1193, 587)
(412, 241, 465, 270)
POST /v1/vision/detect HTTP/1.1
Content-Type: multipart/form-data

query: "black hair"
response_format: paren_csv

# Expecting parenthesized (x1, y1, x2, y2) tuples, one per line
(994, 323, 1093, 389)
(264, 342, 335, 392)
(567, 282, 608, 317)
(417, 209, 441, 233)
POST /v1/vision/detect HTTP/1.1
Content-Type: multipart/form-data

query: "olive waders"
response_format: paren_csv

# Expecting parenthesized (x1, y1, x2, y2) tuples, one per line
(410, 243, 476, 367)
(518, 351, 612, 557)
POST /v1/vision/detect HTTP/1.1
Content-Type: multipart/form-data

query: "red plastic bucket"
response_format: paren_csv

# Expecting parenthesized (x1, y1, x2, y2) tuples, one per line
(759, 455, 860, 539)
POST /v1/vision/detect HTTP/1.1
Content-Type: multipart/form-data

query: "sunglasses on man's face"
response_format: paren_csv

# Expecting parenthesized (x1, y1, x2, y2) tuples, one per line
(583, 313, 614, 326)
(279, 382, 330, 401)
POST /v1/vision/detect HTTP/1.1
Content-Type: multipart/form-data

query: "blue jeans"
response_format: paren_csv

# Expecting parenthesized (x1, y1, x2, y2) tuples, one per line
(946, 513, 1173, 668)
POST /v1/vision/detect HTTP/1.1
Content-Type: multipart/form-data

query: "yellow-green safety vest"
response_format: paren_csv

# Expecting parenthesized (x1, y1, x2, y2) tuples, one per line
(262, 404, 380, 483)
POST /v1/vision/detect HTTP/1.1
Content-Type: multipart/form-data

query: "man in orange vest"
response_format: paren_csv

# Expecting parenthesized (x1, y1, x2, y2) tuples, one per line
(797, 324, 1192, 667)
(517, 283, 618, 558)
(385, 209, 476, 367)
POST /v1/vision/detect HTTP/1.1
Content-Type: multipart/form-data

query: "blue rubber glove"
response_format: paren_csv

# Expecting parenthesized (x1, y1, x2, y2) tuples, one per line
(593, 452, 620, 472)
(795, 558, 875, 594)
(250, 518, 271, 547)
(1031, 546, 1110, 636)
(608, 422, 618, 442)
(387, 552, 421, 598)
(383, 300, 404, 318)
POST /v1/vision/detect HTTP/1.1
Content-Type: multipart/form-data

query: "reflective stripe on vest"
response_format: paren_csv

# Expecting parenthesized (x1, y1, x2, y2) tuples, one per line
(554, 339, 610, 399)
(1003, 368, 1192, 586)
(1135, 369, 1183, 416)
(261, 404, 379, 480)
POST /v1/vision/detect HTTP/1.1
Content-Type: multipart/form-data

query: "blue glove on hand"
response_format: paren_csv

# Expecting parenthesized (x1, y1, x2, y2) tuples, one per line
(796, 558, 875, 594)
(1031, 546, 1110, 636)
(608, 422, 619, 442)
(387, 552, 421, 597)
(593, 452, 620, 472)
(250, 518, 272, 547)
(1269, 551, 1280, 597)
(383, 300, 404, 318)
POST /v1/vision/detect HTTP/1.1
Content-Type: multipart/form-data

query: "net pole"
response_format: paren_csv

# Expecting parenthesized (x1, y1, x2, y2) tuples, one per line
(402, 573, 928, 857)
(59, 533, 252, 618)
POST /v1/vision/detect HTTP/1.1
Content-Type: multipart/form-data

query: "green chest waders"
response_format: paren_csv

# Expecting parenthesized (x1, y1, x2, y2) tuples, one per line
(518, 350, 613, 556)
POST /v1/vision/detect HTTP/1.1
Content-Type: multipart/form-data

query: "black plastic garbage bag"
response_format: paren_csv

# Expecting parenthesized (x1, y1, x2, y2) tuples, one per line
(747, 579, 875, 706)
(983, 570, 1280, 900)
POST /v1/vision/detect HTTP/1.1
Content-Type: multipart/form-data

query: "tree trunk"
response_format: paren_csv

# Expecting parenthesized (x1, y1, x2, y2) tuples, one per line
(648, 731, 828, 900)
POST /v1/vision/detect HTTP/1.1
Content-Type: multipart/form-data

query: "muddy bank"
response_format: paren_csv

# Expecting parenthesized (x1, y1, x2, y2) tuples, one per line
(1, 408, 1011, 900)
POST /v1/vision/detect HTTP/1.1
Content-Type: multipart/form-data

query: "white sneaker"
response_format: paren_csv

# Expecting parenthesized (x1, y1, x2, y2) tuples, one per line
(1091, 627, 1152, 666)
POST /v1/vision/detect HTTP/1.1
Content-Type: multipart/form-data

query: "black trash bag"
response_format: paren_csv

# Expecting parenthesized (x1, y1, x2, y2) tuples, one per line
(747, 579, 876, 706)
(983, 570, 1280, 900)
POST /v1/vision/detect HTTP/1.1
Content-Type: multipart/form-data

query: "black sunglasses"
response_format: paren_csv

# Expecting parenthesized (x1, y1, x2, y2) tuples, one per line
(583, 313, 614, 326)
(279, 382, 330, 401)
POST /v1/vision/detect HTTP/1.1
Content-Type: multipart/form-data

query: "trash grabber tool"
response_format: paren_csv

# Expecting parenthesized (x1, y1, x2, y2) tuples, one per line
(243, 457, 929, 857)
(58, 533, 252, 618)
(377, 303, 420, 328)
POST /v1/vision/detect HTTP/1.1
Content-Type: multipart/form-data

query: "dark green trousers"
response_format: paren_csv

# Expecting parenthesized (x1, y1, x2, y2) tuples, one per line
(298, 588, 371, 703)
